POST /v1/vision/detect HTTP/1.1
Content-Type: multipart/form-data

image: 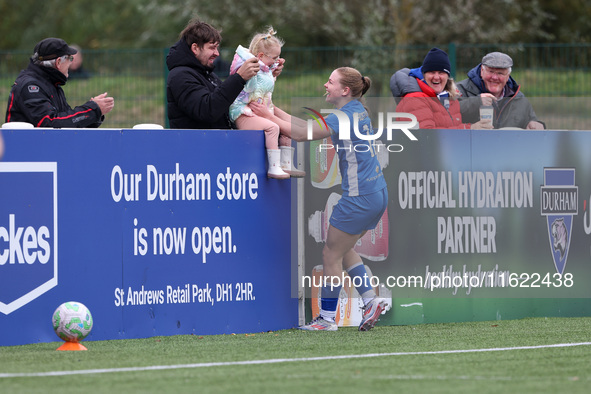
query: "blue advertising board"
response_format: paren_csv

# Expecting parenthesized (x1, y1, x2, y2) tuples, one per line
(0, 128, 297, 346)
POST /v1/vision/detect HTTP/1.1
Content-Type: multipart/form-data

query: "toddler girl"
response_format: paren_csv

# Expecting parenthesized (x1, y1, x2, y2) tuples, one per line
(229, 27, 304, 179)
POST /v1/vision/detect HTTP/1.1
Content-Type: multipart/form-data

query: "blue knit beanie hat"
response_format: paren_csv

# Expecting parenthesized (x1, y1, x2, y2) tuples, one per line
(421, 48, 451, 75)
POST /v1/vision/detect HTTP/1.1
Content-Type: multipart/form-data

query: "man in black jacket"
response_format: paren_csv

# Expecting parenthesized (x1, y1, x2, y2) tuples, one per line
(5, 38, 114, 128)
(166, 18, 262, 129)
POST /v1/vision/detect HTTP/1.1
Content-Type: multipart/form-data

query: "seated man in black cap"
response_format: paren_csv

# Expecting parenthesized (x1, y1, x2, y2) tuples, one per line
(456, 52, 544, 130)
(5, 37, 114, 128)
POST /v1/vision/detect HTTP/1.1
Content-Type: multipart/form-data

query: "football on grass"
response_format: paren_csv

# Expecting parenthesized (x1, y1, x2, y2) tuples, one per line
(52, 301, 93, 342)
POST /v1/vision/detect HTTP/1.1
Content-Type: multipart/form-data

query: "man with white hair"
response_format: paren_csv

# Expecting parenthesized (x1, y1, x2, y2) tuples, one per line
(457, 52, 544, 130)
(5, 38, 114, 128)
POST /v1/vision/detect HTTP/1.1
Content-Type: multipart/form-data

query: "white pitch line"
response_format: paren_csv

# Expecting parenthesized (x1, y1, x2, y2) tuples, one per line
(1, 342, 590, 378)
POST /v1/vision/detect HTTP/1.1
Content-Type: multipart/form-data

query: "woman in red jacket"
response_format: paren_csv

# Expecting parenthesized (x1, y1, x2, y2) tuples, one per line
(390, 47, 492, 130)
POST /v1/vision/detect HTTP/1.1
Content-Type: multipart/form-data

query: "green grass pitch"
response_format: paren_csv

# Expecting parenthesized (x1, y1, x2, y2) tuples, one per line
(0, 317, 590, 393)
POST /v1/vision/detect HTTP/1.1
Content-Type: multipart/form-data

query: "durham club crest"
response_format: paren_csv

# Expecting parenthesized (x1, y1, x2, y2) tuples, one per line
(540, 168, 578, 275)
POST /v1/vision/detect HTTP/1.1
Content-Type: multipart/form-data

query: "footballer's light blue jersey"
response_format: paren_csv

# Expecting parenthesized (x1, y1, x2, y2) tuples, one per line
(324, 99, 387, 197)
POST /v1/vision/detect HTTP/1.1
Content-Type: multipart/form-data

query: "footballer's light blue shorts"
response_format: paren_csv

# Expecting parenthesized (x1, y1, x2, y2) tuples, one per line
(329, 187, 388, 235)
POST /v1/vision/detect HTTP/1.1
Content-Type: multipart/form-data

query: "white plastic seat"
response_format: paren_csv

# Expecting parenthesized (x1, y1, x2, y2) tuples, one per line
(132, 123, 164, 129)
(2, 122, 34, 129)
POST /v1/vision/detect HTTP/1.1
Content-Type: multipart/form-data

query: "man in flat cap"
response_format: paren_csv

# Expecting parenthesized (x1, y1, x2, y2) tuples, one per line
(457, 52, 544, 130)
(5, 38, 114, 128)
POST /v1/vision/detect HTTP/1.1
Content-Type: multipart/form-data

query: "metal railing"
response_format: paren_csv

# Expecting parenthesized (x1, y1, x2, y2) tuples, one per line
(1, 44, 590, 128)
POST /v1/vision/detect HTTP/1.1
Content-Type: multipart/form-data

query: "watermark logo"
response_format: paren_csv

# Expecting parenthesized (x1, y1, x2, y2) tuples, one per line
(303, 107, 329, 139)
(540, 167, 578, 274)
(0, 162, 58, 315)
(304, 108, 418, 152)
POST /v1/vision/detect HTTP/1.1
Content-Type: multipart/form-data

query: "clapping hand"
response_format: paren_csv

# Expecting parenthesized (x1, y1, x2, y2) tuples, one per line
(91, 92, 115, 115)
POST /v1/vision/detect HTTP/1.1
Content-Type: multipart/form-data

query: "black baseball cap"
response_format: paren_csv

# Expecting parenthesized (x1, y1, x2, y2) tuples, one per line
(34, 38, 78, 61)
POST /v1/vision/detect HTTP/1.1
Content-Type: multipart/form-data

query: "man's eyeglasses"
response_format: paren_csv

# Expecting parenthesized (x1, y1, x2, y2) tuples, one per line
(64, 55, 74, 62)
(482, 66, 509, 77)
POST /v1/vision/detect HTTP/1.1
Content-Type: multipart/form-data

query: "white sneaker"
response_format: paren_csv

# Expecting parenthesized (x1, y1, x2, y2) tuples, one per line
(358, 297, 386, 331)
(298, 317, 338, 331)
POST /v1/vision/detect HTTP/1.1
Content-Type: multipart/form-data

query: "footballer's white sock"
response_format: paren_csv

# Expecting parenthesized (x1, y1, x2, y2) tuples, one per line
(320, 308, 337, 322)
(360, 289, 377, 307)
